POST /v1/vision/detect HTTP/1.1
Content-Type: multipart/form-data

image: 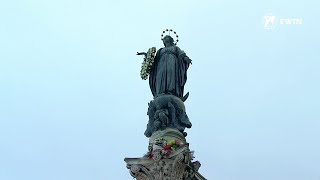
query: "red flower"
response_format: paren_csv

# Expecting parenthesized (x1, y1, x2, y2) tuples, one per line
(163, 145, 171, 150)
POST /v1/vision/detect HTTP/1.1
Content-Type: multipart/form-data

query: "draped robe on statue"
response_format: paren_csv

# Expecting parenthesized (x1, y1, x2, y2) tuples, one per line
(149, 45, 191, 98)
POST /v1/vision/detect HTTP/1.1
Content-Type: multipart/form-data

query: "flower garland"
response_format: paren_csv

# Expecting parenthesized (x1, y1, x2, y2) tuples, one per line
(140, 47, 156, 80)
(145, 138, 183, 160)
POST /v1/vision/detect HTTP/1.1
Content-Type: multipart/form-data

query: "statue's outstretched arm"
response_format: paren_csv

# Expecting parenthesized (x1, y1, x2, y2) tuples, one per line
(137, 52, 147, 56)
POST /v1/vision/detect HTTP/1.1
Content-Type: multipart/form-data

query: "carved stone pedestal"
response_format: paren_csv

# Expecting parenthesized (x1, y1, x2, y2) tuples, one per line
(124, 128, 206, 180)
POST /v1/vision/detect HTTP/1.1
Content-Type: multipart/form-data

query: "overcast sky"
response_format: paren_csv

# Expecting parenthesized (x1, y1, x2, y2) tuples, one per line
(0, 0, 319, 180)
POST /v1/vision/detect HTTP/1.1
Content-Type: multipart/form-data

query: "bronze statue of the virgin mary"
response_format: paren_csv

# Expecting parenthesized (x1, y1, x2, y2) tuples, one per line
(149, 35, 192, 99)
(137, 30, 192, 137)
(138, 31, 192, 100)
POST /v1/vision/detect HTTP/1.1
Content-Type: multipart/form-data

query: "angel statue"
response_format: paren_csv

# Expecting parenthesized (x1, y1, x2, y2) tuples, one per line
(137, 29, 192, 137)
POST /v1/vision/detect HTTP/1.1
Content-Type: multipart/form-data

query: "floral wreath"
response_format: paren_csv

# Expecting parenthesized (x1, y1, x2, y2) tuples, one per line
(140, 47, 156, 80)
(144, 138, 183, 160)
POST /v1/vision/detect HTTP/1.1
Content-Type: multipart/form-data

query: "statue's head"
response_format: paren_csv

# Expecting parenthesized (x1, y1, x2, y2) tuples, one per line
(162, 35, 175, 47)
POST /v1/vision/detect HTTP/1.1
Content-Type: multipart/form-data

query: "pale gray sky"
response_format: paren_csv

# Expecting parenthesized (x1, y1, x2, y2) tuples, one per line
(0, 0, 319, 179)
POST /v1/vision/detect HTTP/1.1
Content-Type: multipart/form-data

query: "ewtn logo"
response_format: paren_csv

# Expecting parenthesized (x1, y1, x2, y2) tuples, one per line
(262, 14, 276, 30)
(262, 13, 303, 30)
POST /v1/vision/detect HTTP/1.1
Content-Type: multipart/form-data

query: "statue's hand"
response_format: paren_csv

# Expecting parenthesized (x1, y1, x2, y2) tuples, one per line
(184, 57, 192, 64)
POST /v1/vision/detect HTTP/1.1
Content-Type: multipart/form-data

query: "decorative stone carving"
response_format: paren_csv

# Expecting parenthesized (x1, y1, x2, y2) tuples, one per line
(145, 95, 192, 138)
(124, 128, 206, 180)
